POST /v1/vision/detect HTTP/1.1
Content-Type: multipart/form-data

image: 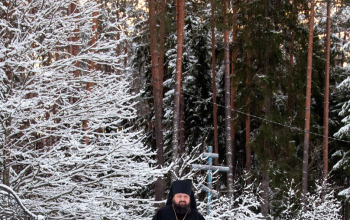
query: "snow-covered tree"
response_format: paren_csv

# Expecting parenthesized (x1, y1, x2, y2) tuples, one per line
(171, 145, 264, 219)
(335, 73, 350, 139)
(298, 183, 342, 219)
(273, 179, 342, 219)
(161, 0, 215, 172)
(332, 149, 350, 201)
(0, 0, 164, 218)
(333, 4, 350, 204)
(204, 176, 263, 219)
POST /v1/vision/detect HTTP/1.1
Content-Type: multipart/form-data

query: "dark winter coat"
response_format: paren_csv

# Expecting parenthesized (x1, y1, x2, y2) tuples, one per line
(152, 182, 205, 220)
(152, 204, 205, 220)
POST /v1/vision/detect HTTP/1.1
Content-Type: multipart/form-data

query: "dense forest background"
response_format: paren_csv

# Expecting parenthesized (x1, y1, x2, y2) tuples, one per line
(1, 0, 350, 219)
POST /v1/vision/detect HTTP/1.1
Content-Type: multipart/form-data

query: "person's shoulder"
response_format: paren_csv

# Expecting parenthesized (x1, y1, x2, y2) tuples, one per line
(155, 204, 173, 214)
(190, 209, 202, 215)
(158, 204, 172, 210)
(153, 205, 173, 220)
(190, 209, 206, 220)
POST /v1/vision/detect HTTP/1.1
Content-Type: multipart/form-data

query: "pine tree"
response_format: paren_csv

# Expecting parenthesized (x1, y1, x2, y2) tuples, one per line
(148, 0, 166, 202)
(302, 0, 315, 205)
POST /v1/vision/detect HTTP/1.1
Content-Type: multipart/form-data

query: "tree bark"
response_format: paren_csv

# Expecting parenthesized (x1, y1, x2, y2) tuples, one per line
(124, 39, 128, 70)
(157, 0, 166, 202)
(302, 0, 315, 206)
(323, 0, 331, 180)
(224, 0, 234, 197)
(68, 1, 80, 106)
(287, 0, 297, 118)
(83, 2, 98, 145)
(261, 3, 271, 216)
(148, 0, 166, 201)
(246, 1, 252, 184)
(68, 2, 79, 78)
(178, 4, 186, 154)
(231, 0, 238, 180)
(261, 164, 270, 218)
(28, 0, 35, 98)
(211, 0, 219, 168)
(3, 127, 10, 185)
(117, 0, 121, 75)
(180, 79, 185, 153)
(2, 1, 13, 186)
(177, 0, 185, 154)
(159, 0, 166, 97)
(172, 0, 185, 180)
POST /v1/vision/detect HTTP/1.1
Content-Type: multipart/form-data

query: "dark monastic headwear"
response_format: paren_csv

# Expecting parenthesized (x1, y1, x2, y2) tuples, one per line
(172, 180, 192, 196)
(166, 180, 197, 210)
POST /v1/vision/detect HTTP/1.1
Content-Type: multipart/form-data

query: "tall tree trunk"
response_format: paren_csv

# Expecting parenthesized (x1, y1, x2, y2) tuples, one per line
(68, 2, 79, 78)
(2, 97, 10, 184)
(261, 131, 270, 218)
(341, 34, 346, 67)
(157, 0, 166, 203)
(42, 50, 54, 147)
(211, 0, 220, 192)
(172, 0, 185, 180)
(246, 1, 252, 184)
(124, 39, 128, 70)
(68, 1, 80, 106)
(52, 48, 60, 145)
(211, 0, 219, 168)
(261, 162, 270, 218)
(148, 0, 165, 201)
(231, 0, 238, 180)
(224, 0, 234, 197)
(323, 0, 331, 180)
(179, 82, 185, 153)
(2, 72, 11, 185)
(261, 2, 271, 217)
(28, 1, 34, 97)
(117, 0, 121, 75)
(2, 0, 12, 186)
(84, 3, 98, 145)
(302, 0, 315, 206)
(178, 0, 185, 154)
(3, 128, 10, 185)
(287, 0, 297, 118)
(159, 0, 166, 97)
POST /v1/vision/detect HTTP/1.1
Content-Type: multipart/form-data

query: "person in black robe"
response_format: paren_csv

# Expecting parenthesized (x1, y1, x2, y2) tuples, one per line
(152, 180, 205, 220)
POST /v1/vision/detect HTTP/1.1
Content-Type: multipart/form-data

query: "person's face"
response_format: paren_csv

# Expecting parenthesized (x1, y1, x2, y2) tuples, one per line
(173, 193, 190, 207)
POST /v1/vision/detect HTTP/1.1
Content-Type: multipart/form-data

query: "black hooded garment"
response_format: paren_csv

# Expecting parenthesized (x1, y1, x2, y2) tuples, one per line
(152, 180, 205, 220)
